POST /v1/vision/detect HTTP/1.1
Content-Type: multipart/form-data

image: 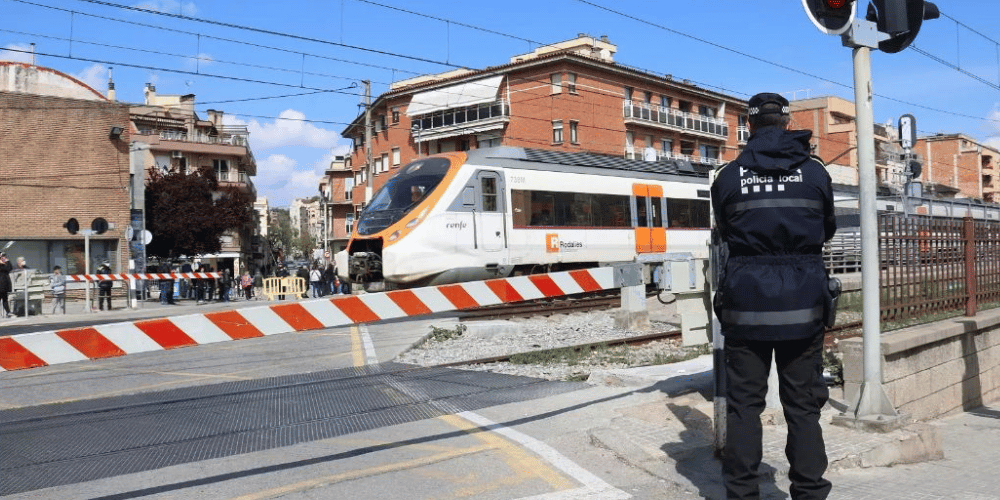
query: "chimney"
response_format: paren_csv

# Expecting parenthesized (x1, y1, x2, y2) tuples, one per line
(144, 82, 157, 105)
(107, 67, 116, 101)
(29, 43, 35, 65)
(206, 109, 223, 127)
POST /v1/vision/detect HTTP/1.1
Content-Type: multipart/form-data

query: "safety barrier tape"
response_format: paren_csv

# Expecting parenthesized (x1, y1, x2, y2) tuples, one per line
(0, 267, 616, 371)
(66, 273, 222, 282)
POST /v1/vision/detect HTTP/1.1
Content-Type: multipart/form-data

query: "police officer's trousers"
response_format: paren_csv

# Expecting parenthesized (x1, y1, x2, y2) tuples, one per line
(722, 332, 831, 500)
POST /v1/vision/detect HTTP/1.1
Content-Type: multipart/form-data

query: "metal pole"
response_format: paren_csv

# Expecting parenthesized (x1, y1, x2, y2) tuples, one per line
(850, 46, 898, 419)
(84, 229, 92, 314)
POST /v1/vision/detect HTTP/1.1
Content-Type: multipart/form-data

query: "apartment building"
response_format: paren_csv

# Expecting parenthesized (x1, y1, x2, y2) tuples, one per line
(318, 156, 354, 255)
(0, 62, 132, 275)
(339, 34, 748, 221)
(915, 134, 1000, 203)
(129, 83, 259, 275)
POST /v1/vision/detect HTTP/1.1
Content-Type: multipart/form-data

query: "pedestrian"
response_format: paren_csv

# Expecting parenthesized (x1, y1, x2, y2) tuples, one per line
(253, 269, 263, 300)
(275, 263, 289, 300)
(0, 252, 13, 318)
(204, 263, 215, 301)
(309, 264, 322, 298)
(711, 92, 836, 500)
(49, 265, 66, 314)
(219, 267, 231, 302)
(241, 270, 253, 301)
(296, 264, 310, 299)
(179, 260, 192, 299)
(322, 263, 336, 296)
(97, 261, 114, 311)
(193, 261, 206, 304)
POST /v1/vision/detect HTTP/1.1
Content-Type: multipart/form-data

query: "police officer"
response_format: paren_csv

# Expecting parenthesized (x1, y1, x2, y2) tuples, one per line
(711, 92, 836, 500)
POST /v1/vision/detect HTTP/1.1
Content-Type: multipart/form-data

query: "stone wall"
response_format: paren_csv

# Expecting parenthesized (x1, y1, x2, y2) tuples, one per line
(842, 308, 1000, 421)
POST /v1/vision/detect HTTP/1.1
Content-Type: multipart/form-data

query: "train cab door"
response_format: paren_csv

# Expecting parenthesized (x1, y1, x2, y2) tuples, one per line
(475, 171, 506, 252)
(632, 183, 666, 253)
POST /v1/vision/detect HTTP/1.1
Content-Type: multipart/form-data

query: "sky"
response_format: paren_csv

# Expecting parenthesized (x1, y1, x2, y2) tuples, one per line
(2, 0, 1000, 208)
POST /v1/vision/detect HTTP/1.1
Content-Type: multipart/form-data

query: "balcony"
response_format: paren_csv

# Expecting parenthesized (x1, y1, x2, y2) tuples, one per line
(624, 147, 723, 167)
(411, 99, 510, 143)
(141, 126, 250, 147)
(623, 100, 729, 141)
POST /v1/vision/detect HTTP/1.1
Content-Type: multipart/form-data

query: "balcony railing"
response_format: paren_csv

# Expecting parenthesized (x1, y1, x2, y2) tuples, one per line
(216, 170, 254, 185)
(624, 147, 723, 166)
(623, 100, 729, 139)
(411, 99, 510, 134)
(140, 129, 250, 147)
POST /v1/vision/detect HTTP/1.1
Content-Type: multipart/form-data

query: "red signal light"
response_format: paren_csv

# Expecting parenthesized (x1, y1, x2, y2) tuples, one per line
(825, 0, 849, 8)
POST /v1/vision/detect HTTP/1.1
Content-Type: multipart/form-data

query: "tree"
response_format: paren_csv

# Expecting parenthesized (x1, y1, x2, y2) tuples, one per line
(144, 165, 253, 259)
(267, 208, 293, 263)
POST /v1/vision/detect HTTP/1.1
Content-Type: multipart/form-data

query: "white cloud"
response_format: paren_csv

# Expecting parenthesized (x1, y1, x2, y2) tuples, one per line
(0, 43, 34, 63)
(134, 0, 198, 15)
(184, 53, 214, 70)
(72, 64, 108, 93)
(226, 110, 344, 150)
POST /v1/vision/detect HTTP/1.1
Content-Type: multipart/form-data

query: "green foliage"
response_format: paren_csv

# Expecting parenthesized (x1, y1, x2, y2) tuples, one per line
(428, 324, 467, 342)
(823, 351, 844, 385)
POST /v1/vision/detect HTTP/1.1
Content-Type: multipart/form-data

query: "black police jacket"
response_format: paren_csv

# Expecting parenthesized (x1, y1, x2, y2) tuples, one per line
(710, 126, 836, 341)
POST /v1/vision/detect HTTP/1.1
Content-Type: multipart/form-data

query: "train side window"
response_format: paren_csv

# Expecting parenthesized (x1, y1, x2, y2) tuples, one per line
(636, 196, 648, 228)
(667, 198, 711, 228)
(512, 189, 530, 226)
(462, 186, 475, 206)
(481, 177, 498, 212)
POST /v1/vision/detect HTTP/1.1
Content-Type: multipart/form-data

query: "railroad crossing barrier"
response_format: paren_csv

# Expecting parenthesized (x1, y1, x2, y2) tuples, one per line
(66, 272, 222, 282)
(262, 277, 307, 301)
(0, 267, 616, 371)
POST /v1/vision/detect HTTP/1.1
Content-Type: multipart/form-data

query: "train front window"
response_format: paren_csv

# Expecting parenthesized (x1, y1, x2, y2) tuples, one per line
(357, 157, 451, 235)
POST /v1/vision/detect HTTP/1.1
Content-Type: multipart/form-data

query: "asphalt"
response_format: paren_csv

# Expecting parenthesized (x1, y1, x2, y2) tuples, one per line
(2, 295, 999, 499)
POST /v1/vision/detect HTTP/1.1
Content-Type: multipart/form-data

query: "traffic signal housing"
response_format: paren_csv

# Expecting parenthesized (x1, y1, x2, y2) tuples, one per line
(866, 0, 940, 53)
(802, 0, 857, 35)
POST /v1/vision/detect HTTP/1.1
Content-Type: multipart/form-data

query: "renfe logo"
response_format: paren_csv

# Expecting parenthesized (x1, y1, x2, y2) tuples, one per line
(546, 233, 559, 253)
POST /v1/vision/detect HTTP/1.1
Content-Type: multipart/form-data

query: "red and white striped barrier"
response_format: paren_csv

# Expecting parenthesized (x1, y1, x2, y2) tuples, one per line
(0, 268, 615, 371)
(66, 273, 222, 282)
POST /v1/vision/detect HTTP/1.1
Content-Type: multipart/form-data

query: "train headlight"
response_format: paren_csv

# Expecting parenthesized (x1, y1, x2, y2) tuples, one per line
(388, 230, 401, 242)
(405, 217, 421, 228)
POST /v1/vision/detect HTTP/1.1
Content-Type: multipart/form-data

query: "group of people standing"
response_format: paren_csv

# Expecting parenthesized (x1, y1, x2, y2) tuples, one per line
(0, 253, 34, 318)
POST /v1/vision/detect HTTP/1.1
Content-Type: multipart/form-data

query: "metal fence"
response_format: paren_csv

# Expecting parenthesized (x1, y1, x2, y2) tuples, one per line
(879, 213, 1000, 324)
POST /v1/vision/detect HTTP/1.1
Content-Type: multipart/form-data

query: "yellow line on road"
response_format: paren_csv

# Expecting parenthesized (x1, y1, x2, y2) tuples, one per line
(351, 325, 365, 366)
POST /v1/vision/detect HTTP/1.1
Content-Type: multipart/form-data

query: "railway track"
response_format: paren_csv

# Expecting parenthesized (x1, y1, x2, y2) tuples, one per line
(458, 289, 667, 321)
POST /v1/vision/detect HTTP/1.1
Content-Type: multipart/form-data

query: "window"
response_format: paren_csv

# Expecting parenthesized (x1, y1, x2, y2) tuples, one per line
(567, 73, 577, 93)
(626, 131, 634, 149)
(666, 198, 711, 228)
(213, 159, 230, 182)
(660, 95, 671, 108)
(345, 178, 354, 200)
(661, 138, 673, 154)
(513, 189, 631, 228)
(381, 153, 389, 172)
(699, 105, 716, 117)
(645, 134, 654, 149)
(482, 177, 498, 212)
(391, 107, 400, 124)
(345, 214, 354, 234)
(374, 156, 383, 175)
(570, 121, 579, 144)
(392, 147, 400, 166)
(624, 86, 634, 101)
(700, 144, 720, 161)
(644, 91, 653, 103)
(553, 120, 564, 144)
(551, 73, 562, 93)
(679, 100, 692, 113)
(681, 141, 695, 156)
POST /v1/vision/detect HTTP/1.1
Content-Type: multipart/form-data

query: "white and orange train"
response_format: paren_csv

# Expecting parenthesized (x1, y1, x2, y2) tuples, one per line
(335, 147, 712, 290)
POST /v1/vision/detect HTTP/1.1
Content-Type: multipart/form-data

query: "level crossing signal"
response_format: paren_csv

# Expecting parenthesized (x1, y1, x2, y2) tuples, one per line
(865, 0, 939, 53)
(802, 0, 857, 35)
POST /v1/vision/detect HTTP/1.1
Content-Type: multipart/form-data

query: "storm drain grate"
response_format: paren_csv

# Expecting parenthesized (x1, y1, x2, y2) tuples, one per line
(0, 362, 584, 495)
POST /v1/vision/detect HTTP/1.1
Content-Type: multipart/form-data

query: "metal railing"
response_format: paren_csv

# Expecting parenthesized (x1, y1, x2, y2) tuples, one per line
(411, 99, 510, 133)
(139, 129, 250, 147)
(878, 213, 1000, 325)
(623, 147, 722, 166)
(622, 100, 729, 139)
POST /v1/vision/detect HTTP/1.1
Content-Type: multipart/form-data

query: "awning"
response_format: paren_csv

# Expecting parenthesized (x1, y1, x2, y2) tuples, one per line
(405, 75, 504, 116)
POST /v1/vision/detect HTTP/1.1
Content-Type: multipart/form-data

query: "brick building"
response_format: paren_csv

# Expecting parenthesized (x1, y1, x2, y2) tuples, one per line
(338, 35, 748, 226)
(915, 133, 1000, 203)
(319, 156, 354, 256)
(0, 62, 132, 275)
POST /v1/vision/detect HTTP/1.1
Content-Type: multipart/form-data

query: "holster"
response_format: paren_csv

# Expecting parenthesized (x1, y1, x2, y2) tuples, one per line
(824, 277, 842, 328)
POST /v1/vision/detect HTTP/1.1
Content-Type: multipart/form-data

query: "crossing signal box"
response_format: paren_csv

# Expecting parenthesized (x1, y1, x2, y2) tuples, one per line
(865, 0, 939, 53)
(802, 0, 857, 35)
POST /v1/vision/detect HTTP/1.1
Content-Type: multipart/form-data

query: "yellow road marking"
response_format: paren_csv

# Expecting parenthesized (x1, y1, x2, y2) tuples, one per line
(351, 325, 365, 366)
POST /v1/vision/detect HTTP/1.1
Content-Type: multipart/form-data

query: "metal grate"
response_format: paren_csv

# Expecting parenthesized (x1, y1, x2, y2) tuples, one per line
(0, 362, 585, 496)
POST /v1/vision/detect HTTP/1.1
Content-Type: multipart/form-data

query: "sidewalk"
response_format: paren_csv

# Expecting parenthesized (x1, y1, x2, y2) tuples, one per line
(583, 357, 999, 499)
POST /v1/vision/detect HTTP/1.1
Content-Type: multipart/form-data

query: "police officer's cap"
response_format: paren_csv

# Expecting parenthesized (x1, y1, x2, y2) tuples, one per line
(748, 92, 790, 116)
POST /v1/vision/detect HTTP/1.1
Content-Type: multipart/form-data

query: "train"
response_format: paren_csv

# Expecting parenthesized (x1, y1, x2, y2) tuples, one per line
(335, 146, 713, 291)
